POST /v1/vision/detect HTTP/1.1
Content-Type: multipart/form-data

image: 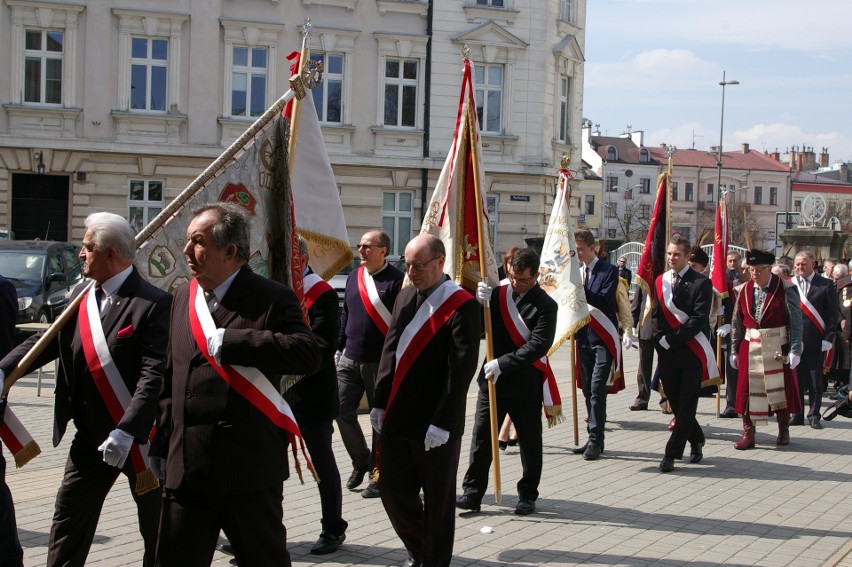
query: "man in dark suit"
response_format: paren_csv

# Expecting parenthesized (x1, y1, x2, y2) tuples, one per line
(653, 236, 715, 472)
(371, 234, 480, 567)
(457, 248, 557, 516)
(573, 229, 620, 460)
(630, 284, 655, 411)
(617, 256, 632, 284)
(791, 250, 838, 428)
(0, 273, 23, 567)
(151, 203, 320, 567)
(285, 236, 347, 555)
(0, 212, 171, 567)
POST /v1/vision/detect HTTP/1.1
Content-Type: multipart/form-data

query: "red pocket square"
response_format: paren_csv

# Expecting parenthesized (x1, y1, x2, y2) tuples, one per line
(117, 325, 134, 338)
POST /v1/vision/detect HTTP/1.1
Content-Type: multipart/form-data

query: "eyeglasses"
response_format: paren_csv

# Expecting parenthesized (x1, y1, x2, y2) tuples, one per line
(405, 256, 441, 271)
(509, 274, 537, 285)
(358, 243, 377, 249)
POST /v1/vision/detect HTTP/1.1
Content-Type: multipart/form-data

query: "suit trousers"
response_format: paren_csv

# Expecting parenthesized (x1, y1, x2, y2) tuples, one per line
(635, 338, 654, 405)
(48, 432, 161, 567)
(336, 355, 379, 471)
(0, 450, 23, 567)
(462, 389, 543, 503)
(796, 347, 824, 422)
(379, 435, 461, 567)
(723, 335, 738, 412)
(658, 354, 705, 459)
(578, 344, 613, 446)
(300, 420, 347, 536)
(156, 482, 289, 567)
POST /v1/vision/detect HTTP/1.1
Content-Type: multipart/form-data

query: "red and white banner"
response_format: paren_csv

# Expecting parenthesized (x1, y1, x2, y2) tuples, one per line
(0, 406, 40, 468)
(303, 272, 334, 312)
(711, 193, 729, 298)
(357, 266, 392, 336)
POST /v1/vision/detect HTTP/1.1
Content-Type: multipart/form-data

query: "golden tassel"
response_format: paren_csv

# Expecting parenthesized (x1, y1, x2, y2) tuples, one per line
(13, 440, 40, 468)
(134, 469, 160, 495)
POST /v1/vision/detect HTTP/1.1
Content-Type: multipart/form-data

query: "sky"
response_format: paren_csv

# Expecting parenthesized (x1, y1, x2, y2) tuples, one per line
(583, 0, 852, 166)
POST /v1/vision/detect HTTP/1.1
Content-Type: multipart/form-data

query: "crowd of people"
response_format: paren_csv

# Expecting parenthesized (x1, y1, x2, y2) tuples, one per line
(1, 209, 850, 567)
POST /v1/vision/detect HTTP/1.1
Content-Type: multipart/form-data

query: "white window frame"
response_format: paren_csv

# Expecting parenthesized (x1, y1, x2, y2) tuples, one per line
(375, 34, 428, 131)
(310, 52, 345, 124)
(114, 10, 188, 113)
(221, 21, 282, 120)
(639, 178, 651, 194)
(228, 45, 269, 118)
(474, 62, 504, 134)
(127, 179, 165, 234)
(559, 0, 575, 23)
(382, 191, 414, 258)
(476, 0, 505, 6)
(557, 74, 571, 143)
(754, 186, 763, 205)
(8, 1, 83, 108)
(382, 57, 420, 129)
(584, 194, 595, 215)
(23, 28, 64, 105)
(129, 37, 169, 112)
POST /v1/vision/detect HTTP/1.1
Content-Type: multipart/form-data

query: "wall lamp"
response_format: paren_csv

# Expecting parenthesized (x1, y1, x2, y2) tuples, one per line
(34, 151, 45, 175)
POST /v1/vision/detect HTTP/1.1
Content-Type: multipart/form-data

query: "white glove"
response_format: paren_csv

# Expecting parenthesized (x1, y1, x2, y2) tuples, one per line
(659, 336, 670, 350)
(424, 424, 450, 451)
(821, 340, 833, 352)
(476, 282, 493, 304)
(718, 305, 725, 317)
(787, 352, 801, 369)
(334, 350, 342, 367)
(730, 354, 738, 370)
(370, 408, 386, 433)
(98, 428, 135, 468)
(483, 359, 501, 383)
(716, 324, 731, 337)
(207, 328, 225, 365)
(622, 335, 633, 350)
(149, 456, 166, 480)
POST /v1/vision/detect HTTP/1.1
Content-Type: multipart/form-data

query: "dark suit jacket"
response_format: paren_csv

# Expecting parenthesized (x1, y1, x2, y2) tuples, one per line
(285, 273, 340, 423)
(651, 268, 712, 359)
(578, 259, 619, 348)
(151, 266, 320, 494)
(478, 283, 557, 402)
(630, 284, 653, 341)
(373, 282, 481, 441)
(0, 275, 17, 429)
(799, 273, 838, 349)
(0, 268, 171, 446)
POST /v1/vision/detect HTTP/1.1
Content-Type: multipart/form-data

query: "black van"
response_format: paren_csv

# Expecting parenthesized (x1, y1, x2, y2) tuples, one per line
(0, 241, 84, 323)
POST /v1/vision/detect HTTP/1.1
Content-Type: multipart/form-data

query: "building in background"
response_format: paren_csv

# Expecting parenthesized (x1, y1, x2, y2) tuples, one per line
(0, 0, 587, 261)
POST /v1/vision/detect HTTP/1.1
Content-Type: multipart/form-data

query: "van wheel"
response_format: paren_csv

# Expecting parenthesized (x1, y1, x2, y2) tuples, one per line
(37, 309, 51, 324)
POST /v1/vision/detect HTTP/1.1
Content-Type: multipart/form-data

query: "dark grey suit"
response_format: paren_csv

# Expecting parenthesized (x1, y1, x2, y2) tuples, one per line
(794, 273, 838, 422)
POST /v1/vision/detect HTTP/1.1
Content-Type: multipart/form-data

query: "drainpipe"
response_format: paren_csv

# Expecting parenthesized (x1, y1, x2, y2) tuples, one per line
(420, 0, 433, 221)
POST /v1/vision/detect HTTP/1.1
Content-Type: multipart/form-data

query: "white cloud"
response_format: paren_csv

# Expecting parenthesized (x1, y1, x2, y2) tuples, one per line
(586, 49, 715, 91)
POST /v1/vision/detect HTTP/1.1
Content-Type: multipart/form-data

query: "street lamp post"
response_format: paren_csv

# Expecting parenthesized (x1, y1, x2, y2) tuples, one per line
(716, 71, 739, 208)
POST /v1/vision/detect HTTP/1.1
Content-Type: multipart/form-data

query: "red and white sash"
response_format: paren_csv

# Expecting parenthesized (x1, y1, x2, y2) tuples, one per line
(496, 285, 563, 426)
(357, 266, 392, 336)
(797, 284, 833, 370)
(0, 406, 40, 467)
(588, 306, 625, 393)
(385, 281, 471, 412)
(78, 288, 159, 494)
(187, 279, 313, 481)
(303, 273, 334, 312)
(655, 273, 720, 382)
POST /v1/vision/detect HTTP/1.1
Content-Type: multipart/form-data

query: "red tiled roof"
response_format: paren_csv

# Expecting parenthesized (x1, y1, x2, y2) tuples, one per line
(589, 136, 661, 165)
(647, 147, 790, 173)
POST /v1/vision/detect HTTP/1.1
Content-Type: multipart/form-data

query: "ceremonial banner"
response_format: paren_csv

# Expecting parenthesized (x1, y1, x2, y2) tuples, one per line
(421, 59, 499, 291)
(0, 406, 40, 468)
(711, 193, 729, 298)
(539, 168, 590, 354)
(635, 171, 670, 302)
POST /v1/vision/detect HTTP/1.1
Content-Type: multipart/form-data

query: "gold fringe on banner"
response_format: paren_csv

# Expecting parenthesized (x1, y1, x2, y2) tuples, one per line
(134, 469, 160, 495)
(13, 440, 40, 468)
(544, 405, 565, 429)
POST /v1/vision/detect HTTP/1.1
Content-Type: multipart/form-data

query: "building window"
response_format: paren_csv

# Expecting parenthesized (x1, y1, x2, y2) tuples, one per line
(606, 203, 618, 218)
(640, 178, 651, 194)
(383, 58, 418, 128)
(606, 177, 617, 192)
(558, 0, 574, 23)
(639, 204, 650, 219)
(476, 0, 505, 5)
(24, 29, 63, 104)
(606, 146, 617, 161)
(794, 199, 802, 212)
(706, 183, 714, 202)
(382, 191, 413, 257)
(754, 186, 763, 205)
(639, 149, 649, 163)
(672, 182, 679, 201)
(684, 182, 693, 202)
(310, 52, 344, 123)
(624, 188, 633, 200)
(229, 46, 267, 118)
(474, 63, 503, 134)
(558, 75, 570, 143)
(606, 228, 617, 239)
(130, 37, 168, 111)
(128, 180, 164, 233)
(770, 186, 778, 206)
(584, 194, 595, 215)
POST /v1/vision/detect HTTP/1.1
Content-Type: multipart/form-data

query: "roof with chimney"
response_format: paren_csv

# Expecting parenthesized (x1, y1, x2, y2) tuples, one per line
(587, 136, 661, 165)
(647, 146, 790, 172)
(792, 171, 850, 185)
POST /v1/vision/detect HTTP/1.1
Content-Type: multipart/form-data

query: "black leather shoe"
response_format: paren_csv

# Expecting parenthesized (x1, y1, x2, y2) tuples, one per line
(659, 456, 675, 472)
(498, 440, 508, 450)
(629, 402, 648, 411)
(310, 532, 346, 555)
(346, 466, 368, 489)
(401, 558, 422, 567)
(789, 414, 805, 426)
(583, 442, 602, 461)
(361, 482, 380, 498)
(689, 442, 704, 464)
(455, 494, 481, 512)
(719, 408, 737, 418)
(572, 443, 588, 455)
(515, 499, 536, 515)
(809, 419, 824, 430)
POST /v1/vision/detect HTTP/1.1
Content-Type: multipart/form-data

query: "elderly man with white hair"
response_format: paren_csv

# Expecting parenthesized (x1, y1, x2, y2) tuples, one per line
(831, 263, 852, 393)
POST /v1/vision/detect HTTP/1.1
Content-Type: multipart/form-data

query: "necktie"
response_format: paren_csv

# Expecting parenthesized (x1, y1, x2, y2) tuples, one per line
(415, 292, 426, 310)
(204, 289, 217, 308)
(583, 266, 589, 288)
(95, 285, 106, 317)
(672, 271, 681, 288)
(800, 276, 808, 295)
(512, 291, 520, 303)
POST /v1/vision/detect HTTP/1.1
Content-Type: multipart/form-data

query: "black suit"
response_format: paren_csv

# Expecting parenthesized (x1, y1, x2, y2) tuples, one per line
(461, 283, 557, 505)
(793, 273, 838, 422)
(0, 268, 171, 567)
(152, 266, 320, 567)
(652, 268, 712, 460)
(373, 280, 480, 567)
(284, 272, 346, 538)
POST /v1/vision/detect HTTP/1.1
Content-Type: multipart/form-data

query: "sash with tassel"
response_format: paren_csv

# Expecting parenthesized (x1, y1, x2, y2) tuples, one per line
(78, 288, 159, 495)
(0, 405, 40, 467)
